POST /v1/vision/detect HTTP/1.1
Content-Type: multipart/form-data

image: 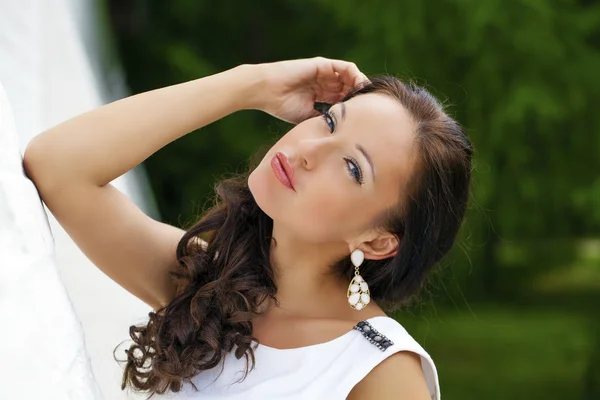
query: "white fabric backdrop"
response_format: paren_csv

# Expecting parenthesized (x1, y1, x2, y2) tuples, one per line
(0, 0, 156, 398)
(0, 80, 103, 400)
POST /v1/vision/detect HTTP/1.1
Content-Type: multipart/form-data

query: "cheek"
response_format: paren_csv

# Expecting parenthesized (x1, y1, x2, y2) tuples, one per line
(293, 177, 366, 238)
(305, 191, 349, 223)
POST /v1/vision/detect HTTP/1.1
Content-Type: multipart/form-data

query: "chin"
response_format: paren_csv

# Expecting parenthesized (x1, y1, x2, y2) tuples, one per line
(248, 165, 277, 220)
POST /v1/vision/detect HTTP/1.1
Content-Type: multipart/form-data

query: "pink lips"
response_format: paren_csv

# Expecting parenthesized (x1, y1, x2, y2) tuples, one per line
(271, 152, 296, 191)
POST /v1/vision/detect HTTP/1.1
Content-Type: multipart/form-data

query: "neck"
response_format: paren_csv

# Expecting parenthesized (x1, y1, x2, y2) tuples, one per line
(265, 222, 351, 318)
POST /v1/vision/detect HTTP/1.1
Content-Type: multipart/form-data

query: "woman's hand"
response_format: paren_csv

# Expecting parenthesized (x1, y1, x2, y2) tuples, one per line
(245, 57, 368, 124)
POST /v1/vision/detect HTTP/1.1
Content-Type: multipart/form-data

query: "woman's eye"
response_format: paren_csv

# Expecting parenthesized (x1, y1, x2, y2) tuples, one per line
(322, 111, 336, 133)
(345, 157, 364, 185)
(320, 109, 363, 185)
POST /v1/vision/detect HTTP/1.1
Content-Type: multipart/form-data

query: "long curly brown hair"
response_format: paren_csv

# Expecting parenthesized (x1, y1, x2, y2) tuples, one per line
(116, 76, 473, 397)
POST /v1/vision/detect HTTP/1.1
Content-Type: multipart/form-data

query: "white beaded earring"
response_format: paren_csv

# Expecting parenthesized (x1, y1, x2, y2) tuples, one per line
(347, 249, 371, 311)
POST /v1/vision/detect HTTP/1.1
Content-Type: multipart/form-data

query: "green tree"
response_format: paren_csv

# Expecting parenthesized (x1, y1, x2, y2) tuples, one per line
(108, 0, 600, 297)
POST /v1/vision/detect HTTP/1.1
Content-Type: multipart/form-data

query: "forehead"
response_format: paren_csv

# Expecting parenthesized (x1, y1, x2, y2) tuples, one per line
(338, 93, 417, 190)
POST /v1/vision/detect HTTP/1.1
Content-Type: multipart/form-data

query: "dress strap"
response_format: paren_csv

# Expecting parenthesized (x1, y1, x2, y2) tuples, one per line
(353, 319, 395, 351)
(336, 316, 441, 400)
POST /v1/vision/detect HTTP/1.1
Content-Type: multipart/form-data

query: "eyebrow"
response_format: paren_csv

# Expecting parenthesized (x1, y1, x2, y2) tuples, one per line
(338, 102, 376, 182)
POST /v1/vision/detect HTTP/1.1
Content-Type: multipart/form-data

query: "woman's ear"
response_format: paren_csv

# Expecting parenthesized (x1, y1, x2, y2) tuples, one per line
(358, 233, 400, 260)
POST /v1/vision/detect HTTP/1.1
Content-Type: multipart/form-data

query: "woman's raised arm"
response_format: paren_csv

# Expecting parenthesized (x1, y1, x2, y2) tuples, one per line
(23, 65, 263, 310)
(23, 58, 365, 310)
(26, 66, 261, 189)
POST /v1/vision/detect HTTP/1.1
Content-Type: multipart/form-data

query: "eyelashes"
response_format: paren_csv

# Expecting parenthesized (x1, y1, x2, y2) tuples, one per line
(320, 110, 364, 185)
(322, 110, 336, 133)
(344, 156, 364, 185)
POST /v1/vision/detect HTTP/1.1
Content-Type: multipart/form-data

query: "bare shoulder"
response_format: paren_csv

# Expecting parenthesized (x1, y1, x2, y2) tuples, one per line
(347, 351, 431, 400)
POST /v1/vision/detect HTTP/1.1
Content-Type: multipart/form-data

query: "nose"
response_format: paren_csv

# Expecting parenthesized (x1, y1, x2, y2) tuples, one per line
(295, 138, 334, 170)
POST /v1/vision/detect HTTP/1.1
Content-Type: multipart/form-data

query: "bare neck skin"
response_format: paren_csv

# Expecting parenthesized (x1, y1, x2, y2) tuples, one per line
(263, 222, 367, 321)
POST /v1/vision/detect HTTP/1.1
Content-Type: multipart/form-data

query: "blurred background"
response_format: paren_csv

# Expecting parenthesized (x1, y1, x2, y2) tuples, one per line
(2, 0, 598, 399)
(104, 1, 600, 398)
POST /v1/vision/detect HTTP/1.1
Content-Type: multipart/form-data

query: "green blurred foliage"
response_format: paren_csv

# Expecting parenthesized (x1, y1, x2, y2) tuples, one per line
(107, 0, 600, 398)
(396, 305, 594, 399)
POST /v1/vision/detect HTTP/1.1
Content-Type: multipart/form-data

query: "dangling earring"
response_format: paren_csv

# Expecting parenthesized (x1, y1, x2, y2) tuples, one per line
(347, 249, 370, 310)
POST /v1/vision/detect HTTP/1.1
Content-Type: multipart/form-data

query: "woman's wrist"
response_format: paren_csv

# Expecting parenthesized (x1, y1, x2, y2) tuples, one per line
(224, 63, 268, 112)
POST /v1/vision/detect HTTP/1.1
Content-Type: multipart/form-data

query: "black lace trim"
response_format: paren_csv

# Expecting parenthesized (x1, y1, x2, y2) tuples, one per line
(353, 320, 394, 351)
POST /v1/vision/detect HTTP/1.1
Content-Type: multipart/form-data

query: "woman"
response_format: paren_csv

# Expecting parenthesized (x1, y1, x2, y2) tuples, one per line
(24, 57, 471, 399)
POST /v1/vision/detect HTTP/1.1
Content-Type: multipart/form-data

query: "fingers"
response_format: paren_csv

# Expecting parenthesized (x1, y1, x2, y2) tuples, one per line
(327, 58, 369, 88)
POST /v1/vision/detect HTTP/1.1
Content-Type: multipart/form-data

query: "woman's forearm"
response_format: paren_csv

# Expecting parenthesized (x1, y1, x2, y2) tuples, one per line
(24, 65, 261, 190)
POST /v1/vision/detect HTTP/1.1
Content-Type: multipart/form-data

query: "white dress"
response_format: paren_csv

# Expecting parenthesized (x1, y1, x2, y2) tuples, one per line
(164, 316, 440, 399)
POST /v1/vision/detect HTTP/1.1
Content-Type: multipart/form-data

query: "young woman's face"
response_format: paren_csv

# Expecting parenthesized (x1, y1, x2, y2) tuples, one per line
(248, 93, 417, 243)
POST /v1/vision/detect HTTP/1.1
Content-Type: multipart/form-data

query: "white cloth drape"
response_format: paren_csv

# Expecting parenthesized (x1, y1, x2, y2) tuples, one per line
(0, 0, 156, 398)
